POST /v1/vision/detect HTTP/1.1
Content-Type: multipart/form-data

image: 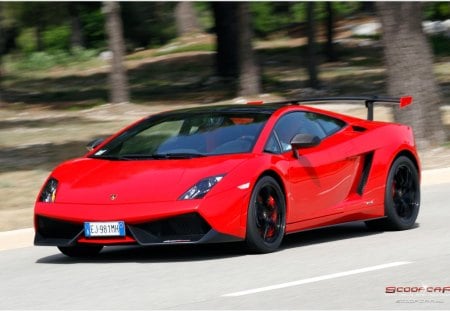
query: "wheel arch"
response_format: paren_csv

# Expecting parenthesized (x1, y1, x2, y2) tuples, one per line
(392, 149, 420, 179)
(257, 169, 290, 219)
(258, 169, 287, 199)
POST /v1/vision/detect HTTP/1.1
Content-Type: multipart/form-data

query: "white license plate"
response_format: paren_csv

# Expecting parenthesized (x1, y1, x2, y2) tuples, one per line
(84, 221, 126, 237)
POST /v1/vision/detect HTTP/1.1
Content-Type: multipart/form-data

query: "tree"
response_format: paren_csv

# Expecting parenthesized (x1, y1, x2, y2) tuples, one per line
(376, 2, 447, 148)
(325, 2, 337, 62)
(0, 3, 4, 103)
(175, 2, 201, 37)
(121, 3, 176, 49)
(237, 2, 261, 96)
(306, 2, 319, 88)
(211, 2, 239, 79)
(68, 3, 85, 49)
(103, 2, 129, 104)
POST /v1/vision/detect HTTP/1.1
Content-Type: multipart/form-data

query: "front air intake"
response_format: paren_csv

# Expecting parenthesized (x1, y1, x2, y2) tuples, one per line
(128, 213, 212, 244)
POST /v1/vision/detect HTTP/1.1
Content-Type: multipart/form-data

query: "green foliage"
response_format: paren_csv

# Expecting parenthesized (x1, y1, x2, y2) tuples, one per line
(424, 2, 450, 20)
(430, 34, 450, 56)
(7, 48, 100, 71)
(16, 28, 36, 53)
(80, 6, 106, 49)
(193, 2, 214, 32)
(290, 3, 306, 23)
(121, 3, 177, 50)
(43, 25, 70, 51)
(250, 2, 362, 38)
(153, 42, 215, 57)
(332, 2, 362, 17)
(250, 2, 292, 37)
(16, 25, 71, 53)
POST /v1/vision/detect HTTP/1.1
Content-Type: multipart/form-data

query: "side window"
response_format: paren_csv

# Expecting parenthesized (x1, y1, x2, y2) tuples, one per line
(264, 111, 346, 153)
(264, 132, 281, 154)
(306, 112, 346, 136)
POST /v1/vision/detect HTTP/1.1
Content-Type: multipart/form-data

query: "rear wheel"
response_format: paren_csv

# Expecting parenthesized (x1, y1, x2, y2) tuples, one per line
(246, 176, 286, 253)
(58, 245, 103, 258)
(366, 156, 420, 230)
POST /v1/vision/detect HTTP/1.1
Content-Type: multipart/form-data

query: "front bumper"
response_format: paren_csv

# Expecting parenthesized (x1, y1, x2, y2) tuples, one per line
(34, 213, 241, 246)
(34, 189, 249, 247)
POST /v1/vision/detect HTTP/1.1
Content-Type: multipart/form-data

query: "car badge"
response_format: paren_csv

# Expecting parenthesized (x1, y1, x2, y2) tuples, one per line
(110, 194, 118, 201)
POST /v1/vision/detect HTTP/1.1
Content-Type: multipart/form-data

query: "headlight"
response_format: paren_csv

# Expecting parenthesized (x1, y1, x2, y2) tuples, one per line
(179, 175, 225, 200)
(39, 178, 59, 203)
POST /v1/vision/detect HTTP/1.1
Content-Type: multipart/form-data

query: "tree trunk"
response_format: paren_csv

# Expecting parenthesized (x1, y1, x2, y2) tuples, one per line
(376, 2, 446, 148)
(68, 3, 85, 50)
(237, 3, 261, 97)
(34, 5, 45, 51)
(35, 23, 44, 51)
(325, 2, 337, 62)
(0, 3, 3, 104)
(212, 2, 239, 79)
(103, 2, 129, 104)
(306, 2, 319, 89)
(175, 2, 201, 37)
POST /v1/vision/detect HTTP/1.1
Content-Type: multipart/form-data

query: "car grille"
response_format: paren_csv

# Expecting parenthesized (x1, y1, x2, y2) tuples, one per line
(128, 213, 212, 244)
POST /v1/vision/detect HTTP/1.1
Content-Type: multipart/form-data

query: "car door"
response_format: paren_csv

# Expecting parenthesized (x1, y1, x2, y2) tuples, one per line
(265, 111, 361, 223)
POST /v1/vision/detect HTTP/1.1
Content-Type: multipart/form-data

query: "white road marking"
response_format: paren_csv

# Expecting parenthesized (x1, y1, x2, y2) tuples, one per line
(223, 261, 412, 297)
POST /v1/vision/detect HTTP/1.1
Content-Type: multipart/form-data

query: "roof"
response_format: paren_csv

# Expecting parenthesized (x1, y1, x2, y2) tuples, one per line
(154, 104, 282, 117)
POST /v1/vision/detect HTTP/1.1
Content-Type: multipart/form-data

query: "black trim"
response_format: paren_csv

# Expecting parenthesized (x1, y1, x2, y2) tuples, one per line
(357, 152, 374, 195)
(34, 213, 242, 247)
(35, 216, 83, 245)
(128, 227, 241, 246)
(267, 96, 407, 121)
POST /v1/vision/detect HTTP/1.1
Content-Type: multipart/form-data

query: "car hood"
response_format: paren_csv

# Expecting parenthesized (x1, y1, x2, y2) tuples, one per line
(51, 155, 251, 204)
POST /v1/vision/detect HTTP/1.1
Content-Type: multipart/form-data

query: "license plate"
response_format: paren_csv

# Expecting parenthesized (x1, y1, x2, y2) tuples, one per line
(84, 221, 126, 237)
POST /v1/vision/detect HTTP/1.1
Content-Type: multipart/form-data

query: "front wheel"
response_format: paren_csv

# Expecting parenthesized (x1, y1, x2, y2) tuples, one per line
(366, 156, 420, 230)
(58, 245, 103, 258)
(246, 176, 286, 253)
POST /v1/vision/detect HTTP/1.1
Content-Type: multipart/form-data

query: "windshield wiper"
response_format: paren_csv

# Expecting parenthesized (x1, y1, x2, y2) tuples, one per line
(91, 153, 206, 160)
(91, 154, 155, 160)
(152, 152, 206, 159)
(90, 155, 132, 160)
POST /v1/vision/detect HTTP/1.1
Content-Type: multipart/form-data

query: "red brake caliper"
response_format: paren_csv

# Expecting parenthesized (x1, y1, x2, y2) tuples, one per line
(266, 196, 277, 238)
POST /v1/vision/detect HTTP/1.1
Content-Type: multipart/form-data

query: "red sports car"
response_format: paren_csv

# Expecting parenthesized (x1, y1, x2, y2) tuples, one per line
(34, 97, 420, 257)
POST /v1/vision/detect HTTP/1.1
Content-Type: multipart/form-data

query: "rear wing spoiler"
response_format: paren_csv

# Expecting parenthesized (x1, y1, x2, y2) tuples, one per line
(248, 96, 413, 121)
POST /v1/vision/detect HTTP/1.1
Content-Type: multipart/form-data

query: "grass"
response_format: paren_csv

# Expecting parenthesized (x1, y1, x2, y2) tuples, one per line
(4, 49, 105, 73)
(153, 42, 215, 57)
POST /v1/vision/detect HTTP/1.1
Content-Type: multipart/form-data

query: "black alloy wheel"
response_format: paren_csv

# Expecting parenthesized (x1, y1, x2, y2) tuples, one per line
(366, 156, 420, 230)
(246, 176, 286, 253)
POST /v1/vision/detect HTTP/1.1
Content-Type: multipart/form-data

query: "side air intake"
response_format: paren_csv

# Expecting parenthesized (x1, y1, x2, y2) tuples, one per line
(357, 152, 374, 195)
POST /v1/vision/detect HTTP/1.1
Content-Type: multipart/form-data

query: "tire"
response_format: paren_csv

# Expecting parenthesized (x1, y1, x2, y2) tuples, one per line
(246, 176, 286, 253)
(58, 245, 103, 258)
(365, 156, 420, 231)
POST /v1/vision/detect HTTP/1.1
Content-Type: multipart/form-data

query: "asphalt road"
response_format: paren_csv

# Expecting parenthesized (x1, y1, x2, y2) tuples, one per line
(1, 182, 449, 310)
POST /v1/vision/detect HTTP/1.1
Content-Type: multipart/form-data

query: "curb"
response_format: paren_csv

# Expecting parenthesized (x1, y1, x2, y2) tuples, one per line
(421, 167, 450, 185)
(0, 228, 34, 252)
(1, 167, 449, 252)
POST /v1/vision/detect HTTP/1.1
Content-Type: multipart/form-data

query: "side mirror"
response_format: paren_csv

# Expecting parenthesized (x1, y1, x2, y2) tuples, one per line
(290, 133, 321, 158)
(86, 138, 105, 152)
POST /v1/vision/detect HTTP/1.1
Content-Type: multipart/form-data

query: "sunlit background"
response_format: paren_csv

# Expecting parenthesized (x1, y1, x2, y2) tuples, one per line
(0, 2, 449, 231)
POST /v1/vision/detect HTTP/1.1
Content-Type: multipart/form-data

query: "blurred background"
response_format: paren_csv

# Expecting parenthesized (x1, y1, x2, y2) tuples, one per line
(0, 2, 449, 231)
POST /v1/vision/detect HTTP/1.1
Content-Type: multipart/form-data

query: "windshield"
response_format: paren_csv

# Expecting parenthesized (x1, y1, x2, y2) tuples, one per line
(91, 111, 270, 159)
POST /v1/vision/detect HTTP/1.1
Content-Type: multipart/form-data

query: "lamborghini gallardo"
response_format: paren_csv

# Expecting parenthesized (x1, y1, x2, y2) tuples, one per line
(34, 96, 420, 257)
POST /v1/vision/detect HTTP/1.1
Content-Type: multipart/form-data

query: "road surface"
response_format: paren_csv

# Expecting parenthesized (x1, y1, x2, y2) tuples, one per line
(0, 181, 449, 310)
